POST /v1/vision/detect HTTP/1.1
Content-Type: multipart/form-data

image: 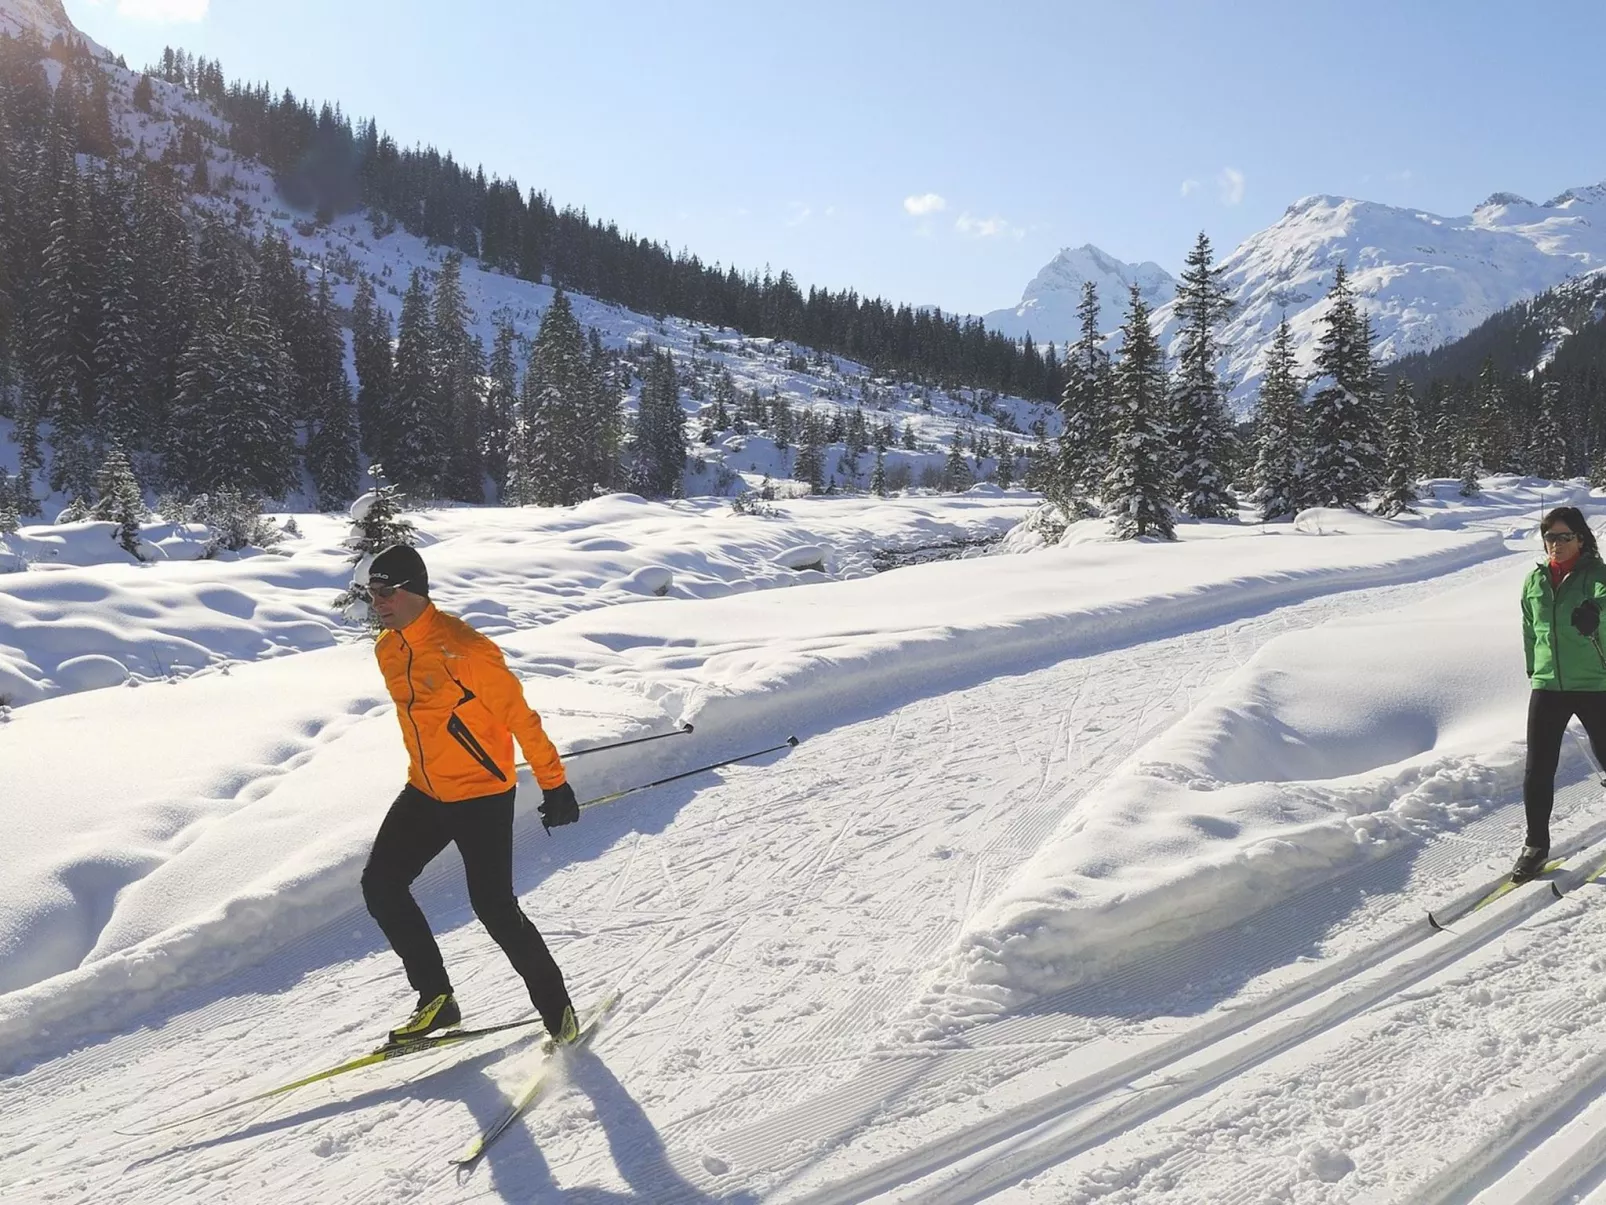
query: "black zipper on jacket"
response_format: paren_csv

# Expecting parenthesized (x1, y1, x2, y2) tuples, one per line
(447, 714, 508, 782)
(399, 631, 437, 795)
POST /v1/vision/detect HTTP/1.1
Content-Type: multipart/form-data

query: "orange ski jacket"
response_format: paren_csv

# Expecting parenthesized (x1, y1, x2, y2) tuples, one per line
(375, 604, 567, 801)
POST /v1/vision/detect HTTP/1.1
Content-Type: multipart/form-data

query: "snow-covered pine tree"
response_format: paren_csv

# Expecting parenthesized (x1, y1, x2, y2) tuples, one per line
(1456, 426, 1482, 497)
(1304, 263, 1380, 508)
(996, 443, 1015, 488)
(305, 271, 359, 507)
(1473, 357, 1513, 475)
(89, 443, 145, 556)
(386, 268, 444, 497)
(333, 465, 418, 619)
(433, 253, 487, 501)
(351, 274, 394, 458)
(631, 349, 688, 498)
(35, 157, 91, 498)
(1374, 378, 1420, 516)
(1530, 381, 1567, 480)
(483, 319, 518, 493)
(792, 408, 826, 494)
(1102, 284, 1176, 540)
(942, 432, 973, 492)
(520, 288, 597, 505)
(0, 478, 18, 536)
(1170, 232, 1237, 519)
(871, 448, 887, 497)
(91, 162, 145, 453)
(215, 276, 298, 499)
(576, 324, 622, 498)
(1251, 316, 1305, 521)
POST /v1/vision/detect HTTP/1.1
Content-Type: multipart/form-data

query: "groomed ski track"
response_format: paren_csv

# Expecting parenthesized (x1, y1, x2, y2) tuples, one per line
(8, 543, 1606, 1203)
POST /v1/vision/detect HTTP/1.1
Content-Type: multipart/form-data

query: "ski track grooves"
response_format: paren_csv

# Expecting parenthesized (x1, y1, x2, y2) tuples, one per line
(719, 787, 1606, 1205)
(724, 791, 1606, 1205)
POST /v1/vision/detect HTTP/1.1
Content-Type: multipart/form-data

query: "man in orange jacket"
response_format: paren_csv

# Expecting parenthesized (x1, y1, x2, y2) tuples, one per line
(361, 544, 581, 1045)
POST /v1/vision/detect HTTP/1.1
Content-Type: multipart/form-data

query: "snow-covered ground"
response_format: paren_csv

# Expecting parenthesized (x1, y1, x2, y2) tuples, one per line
(10, 477, 1606, 1202)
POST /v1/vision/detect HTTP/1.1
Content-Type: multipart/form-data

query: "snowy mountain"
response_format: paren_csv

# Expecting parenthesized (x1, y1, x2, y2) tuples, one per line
(1393, 264, 1606, 387)
(982, 244, 1177, 346)
(0, 0, 71, 40)
(990, 188, 1606, 406)
(1159, 188, 1606, 403)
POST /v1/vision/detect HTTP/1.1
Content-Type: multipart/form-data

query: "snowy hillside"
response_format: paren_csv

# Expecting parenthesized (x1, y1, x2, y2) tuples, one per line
(982, 244, 1176, 346)
(0, 0, 1056, 518)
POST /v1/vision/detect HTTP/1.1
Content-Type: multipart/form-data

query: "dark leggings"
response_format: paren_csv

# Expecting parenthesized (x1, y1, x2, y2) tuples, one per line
(361, 784, 571, 1031)
(1524, 690, 1606, 848)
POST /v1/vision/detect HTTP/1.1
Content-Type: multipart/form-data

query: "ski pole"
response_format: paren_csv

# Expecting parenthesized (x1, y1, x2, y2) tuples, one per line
(516, 722, 694, 772)
(575, 735, 800, 815)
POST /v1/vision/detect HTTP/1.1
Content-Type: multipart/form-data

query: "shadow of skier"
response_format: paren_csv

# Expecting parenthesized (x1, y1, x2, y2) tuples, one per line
(464, 1048, 756, 1204)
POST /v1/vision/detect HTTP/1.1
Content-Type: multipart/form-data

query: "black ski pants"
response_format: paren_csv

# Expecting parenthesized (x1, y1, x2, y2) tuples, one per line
(1524, 689, 1606, 849)
(362, 784, 571, 1032)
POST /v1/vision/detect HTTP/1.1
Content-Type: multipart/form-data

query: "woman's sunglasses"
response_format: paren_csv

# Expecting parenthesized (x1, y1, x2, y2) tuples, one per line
(1543, 533, 1580, 546)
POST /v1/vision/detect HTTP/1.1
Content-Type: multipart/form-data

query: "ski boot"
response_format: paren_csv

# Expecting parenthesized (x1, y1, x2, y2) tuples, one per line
(1510, 845, 1551, 884)
(388, 992, 461, 1044)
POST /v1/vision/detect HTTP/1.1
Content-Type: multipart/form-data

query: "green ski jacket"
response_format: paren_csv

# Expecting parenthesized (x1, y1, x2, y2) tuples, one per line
(1522, 555, 1606, 691)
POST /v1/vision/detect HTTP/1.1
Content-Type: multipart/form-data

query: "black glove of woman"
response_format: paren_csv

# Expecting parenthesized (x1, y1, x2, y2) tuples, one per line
(539, 782, 580, 830)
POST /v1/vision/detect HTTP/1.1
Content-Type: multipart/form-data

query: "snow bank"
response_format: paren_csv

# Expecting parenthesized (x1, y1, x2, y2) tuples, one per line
(0, 492, 1034, 707)
(908, 563, 1553, 1032)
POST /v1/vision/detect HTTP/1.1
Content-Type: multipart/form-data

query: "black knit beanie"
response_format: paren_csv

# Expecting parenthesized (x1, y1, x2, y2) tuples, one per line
(368, 545, 429, 597)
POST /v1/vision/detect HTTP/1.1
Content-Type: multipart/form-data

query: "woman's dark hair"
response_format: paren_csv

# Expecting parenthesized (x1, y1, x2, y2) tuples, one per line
(1541, 506, 1601, 562)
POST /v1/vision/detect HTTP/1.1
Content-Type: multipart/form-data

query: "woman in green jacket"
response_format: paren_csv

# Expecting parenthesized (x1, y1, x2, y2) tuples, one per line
(1516, 506, 1606, 880)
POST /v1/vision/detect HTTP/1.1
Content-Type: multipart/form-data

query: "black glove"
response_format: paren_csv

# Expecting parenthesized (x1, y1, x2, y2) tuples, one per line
(539, 782, 579, 830)
(1574, 599, 1601, 638)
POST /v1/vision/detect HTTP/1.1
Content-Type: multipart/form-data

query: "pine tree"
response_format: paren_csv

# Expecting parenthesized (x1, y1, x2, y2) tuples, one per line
(871, 448, 887, 497)
(305, 272, 359, 507)
(386, 268, 443, 496)
(433, 253, 486, 501)
(580, 327, 622, 497)
(89, 443, 145, 556)
(1170, 232, 1237, 519)
(1531, 381, 1567, 480)
(1102, 285, 1175, 540)
(483, 319, 518, 493)
(1473, 357, 1513, 475)
(1305, 263, 1380, 508)
(519, 289, 601, 505)
(792, 408, 826, 493)
(351, 274, 394, 458)
(942, 432, 973, 492)
(1252, 316, 1305, 521)
(630, 349, 688, 498)
(1374, 378, 1420, 517)
(333, 465, 418, 622)
(36, 158, 91, 496)
(92, 164, 146, 452)
(995, 443, 1015, 488)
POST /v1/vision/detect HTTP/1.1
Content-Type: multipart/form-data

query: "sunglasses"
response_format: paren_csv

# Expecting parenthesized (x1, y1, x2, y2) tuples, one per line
(369, 582, 411, 599)
(1543, 533, 1580, 545)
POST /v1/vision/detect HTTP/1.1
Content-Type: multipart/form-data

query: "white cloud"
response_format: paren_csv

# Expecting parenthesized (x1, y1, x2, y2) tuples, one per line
(1181, 178, 1202, 197)
(1218, 167, 1246, 206)
(106, 0, 210, 21)
(955, 213, 1022, 240)
(903, 193, 948, 217)
(786, 202, 812, 227)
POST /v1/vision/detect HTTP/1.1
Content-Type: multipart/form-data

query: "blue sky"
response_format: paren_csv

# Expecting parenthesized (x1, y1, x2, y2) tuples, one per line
(66, 0, 1606, 317)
